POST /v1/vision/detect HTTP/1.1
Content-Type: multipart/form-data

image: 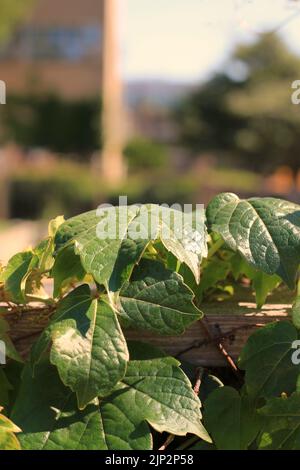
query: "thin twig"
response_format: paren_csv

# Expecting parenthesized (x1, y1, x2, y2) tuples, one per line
(216, 341, 239, 372)
(159, 434, 175, 451)
(193, 367, 204, 395)
(200, 318, 242, 380)
(176, 323, 260, 358)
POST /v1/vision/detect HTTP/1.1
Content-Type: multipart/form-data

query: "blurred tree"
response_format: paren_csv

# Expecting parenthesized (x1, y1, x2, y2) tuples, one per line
(0, 0, 36, 42)
(175, 73, 243, 155)
(176, 32, 300, 176)
(124, 137, 168, 172)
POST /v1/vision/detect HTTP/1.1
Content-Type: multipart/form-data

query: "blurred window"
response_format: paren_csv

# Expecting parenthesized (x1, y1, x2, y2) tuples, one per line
(0, 25, 101, 61)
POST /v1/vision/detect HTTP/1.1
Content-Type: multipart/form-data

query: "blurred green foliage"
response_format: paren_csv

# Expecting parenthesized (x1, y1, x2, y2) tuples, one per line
(176, 33, 300, 175)
(9, 168, 196, 220)
(124, 137, 168, 171)
(9, 164, 98, 219)
(8, 163, 260, 220)
(1, 95, 101, 155)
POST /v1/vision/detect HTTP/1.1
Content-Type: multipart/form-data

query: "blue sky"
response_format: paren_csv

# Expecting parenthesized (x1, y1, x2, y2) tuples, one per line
(121, 0, 300, 82)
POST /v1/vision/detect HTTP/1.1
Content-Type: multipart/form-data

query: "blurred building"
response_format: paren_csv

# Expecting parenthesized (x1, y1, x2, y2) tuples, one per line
(0, 0, 103, 99)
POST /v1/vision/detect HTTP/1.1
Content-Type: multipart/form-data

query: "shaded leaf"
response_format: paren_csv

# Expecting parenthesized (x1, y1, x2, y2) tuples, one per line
(203, 387, 261, 450)
(11, 362, 137, 451)
(247, 271, 280, 309)
(195, 258, 230, 302)
(0, 369, 12, 407)
(258, 392, 300, 450)
(230, 254, 280, 308)
(198, 373, 223, 403)
(239, 321, 300, 399)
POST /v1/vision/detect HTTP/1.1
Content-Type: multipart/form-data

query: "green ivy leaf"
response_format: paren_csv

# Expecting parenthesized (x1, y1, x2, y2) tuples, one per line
(12, 348, 210, 450)
(0, 408, 21, 450)
(0, 251, 35, 303)
(118, 259, 202, 335)
(48, 215, 65, 239)
(203, 387, 261, 450)
(30, 284, 93, 369)
(239, 321, 300, 400)
(20, 217, 64, 299)
(258, 392, 300, 450)
(206, 193, 300, 288)
(54, 206, 148, 291)
(52, 245, 85, 297)
(157, 206, 207, 284)
(31, 285, 129, 409)
(250, 271, 281, 309)
(230, 254, 281, 308)
(195, 258, 231, 302)
(33, 237, 55, 272)
(121, 342, 210, 442)
(50, 298, 128, 409)
(55, 204, 207, 290)
(198, 373, 223, 403)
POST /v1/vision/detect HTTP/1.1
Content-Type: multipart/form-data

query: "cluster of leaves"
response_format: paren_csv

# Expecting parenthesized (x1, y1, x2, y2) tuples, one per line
(195, 194, 300, 450)
(0, 192, 300, 450)
(202, 318, 300, 450)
